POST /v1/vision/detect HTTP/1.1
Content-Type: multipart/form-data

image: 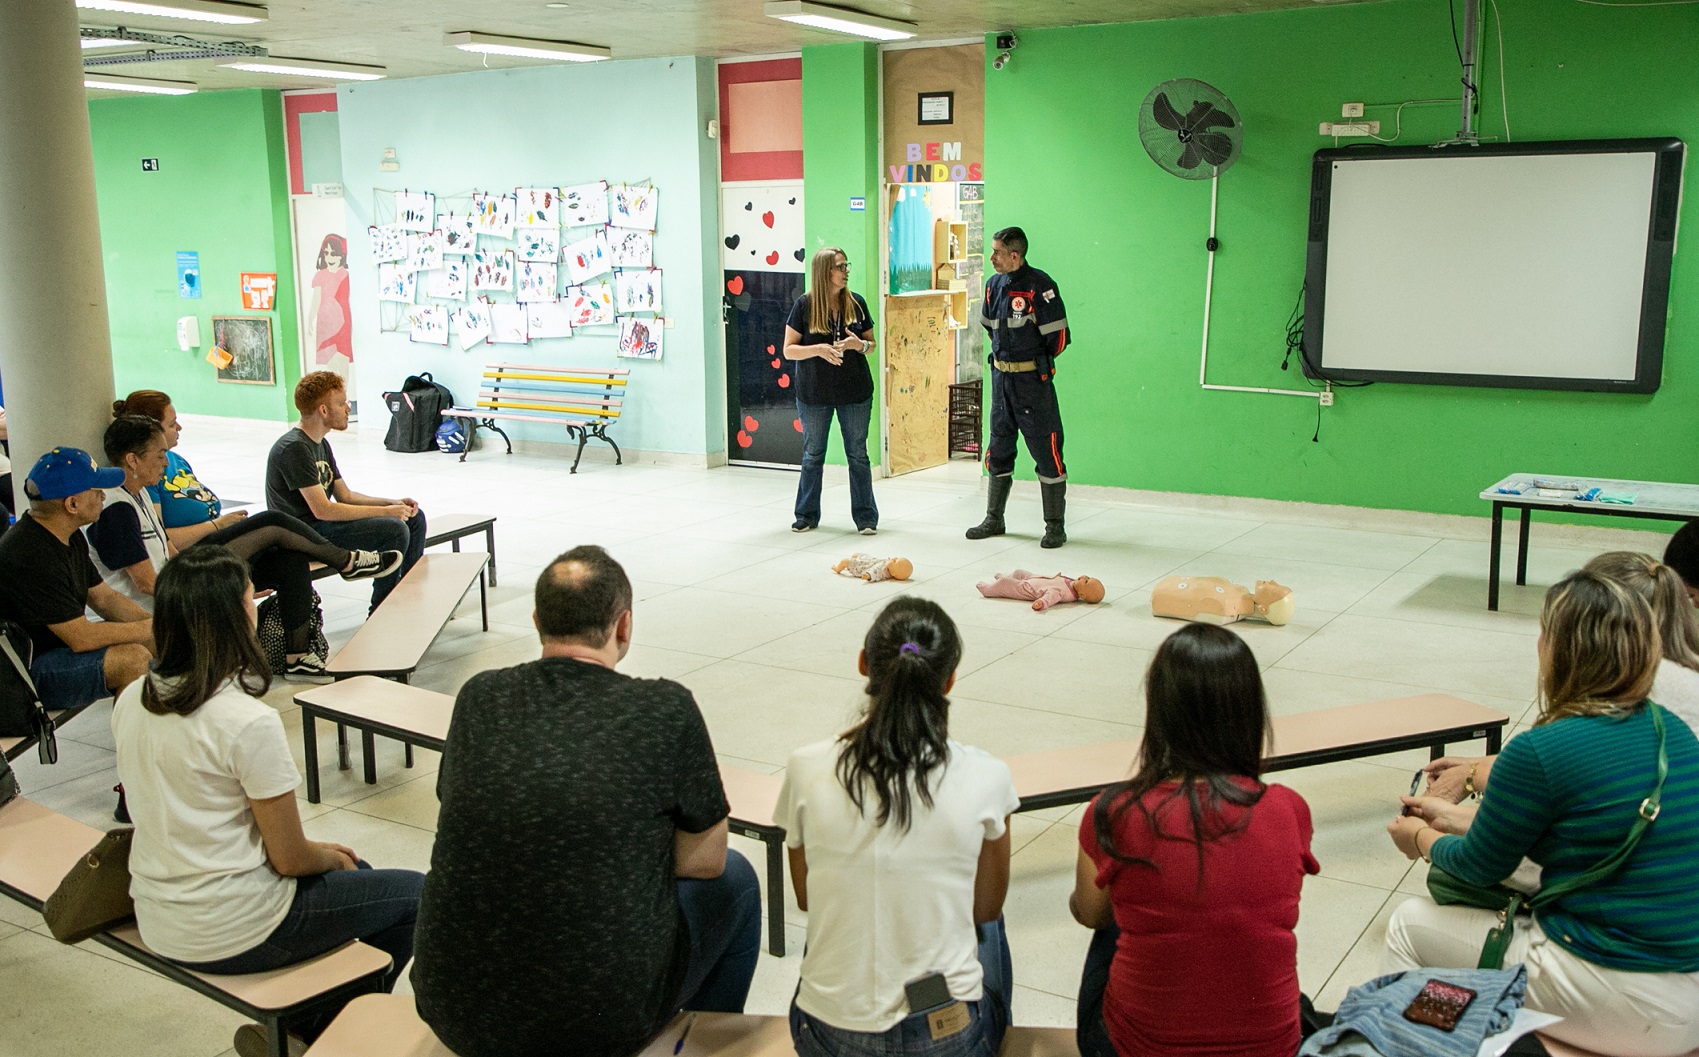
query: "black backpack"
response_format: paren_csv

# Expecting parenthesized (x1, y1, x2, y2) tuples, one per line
(382, 372, 456, 454)
(0, 621, 57, 764)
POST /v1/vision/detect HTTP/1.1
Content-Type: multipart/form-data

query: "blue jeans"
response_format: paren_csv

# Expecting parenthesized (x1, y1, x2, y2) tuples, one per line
(795, 399, 878, 530)
(29, 646, 110, 712)
(672, 848, 763, 1014)
(174, 861, 425, 1040)
(311, 509, 427, 609)
(791, 917, 1013, 1057)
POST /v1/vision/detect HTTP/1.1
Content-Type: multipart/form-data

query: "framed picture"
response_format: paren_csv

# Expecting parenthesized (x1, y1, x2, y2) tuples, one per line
(212, 315, 276, 385)
(918, 91, 954, 126)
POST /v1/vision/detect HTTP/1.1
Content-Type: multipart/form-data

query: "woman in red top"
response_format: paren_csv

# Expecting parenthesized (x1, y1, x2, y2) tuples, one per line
(1071, 623, 1320, 1057)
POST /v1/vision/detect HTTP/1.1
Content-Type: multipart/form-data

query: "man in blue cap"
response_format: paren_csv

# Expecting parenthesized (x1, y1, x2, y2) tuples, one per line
(0, 447, 154, 712)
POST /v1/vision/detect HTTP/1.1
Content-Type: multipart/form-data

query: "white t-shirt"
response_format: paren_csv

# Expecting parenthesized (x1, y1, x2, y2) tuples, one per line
(776, 737, 1021, 1032)
(1651, 657, 1699, 738)
(87, 485, 169, 612)
(111, 676, 301, 963)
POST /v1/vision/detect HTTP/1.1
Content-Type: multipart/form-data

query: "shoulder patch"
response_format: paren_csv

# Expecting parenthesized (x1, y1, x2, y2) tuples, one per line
(1041, 289, 1057, 302)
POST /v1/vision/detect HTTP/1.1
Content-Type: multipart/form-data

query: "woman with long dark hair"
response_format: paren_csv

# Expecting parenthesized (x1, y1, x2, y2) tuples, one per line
(112, 546, 422, 1057)
(782, 245, 879, 534)
(1072, 623, 1319, 1057)
(777, 597, 1019, 1056)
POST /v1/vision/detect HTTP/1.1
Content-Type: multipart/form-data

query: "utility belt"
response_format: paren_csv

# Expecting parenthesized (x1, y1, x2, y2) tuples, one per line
(991, 359, 1038, 373)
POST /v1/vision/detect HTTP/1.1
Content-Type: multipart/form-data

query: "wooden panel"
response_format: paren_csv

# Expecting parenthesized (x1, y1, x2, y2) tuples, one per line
(883, 292, 954, 476)
(0, 798, 101, 905)
(882, 44, 985, 181)
(721, 766, 783, 829)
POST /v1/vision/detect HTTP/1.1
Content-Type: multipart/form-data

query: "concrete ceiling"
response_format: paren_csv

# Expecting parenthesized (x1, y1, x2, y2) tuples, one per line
(79, 0, 1371, 94)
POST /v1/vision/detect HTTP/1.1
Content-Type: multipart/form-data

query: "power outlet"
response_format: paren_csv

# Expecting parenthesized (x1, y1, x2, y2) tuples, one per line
(1319, 121, 1380, 137)
(1341, 102, 1365, 118)
(1319, 390, 1335, 407)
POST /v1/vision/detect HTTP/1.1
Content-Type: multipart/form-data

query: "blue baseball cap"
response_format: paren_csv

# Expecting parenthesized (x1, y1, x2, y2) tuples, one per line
(26, 447, 125, 501)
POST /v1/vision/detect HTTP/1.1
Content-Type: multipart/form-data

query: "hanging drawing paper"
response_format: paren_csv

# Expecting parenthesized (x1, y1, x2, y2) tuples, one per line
(614, 268, 662, 314)
(580, 281, 615, 325)
(408, 305, 449, 345)
(377, 263, 416, 303)
(471, 247, 514, 292)
(407, 231, 445, 272)
(561, 181, 610, 227)
(516, 261, 558, 303)
(616, 315, 663, 360)
(526, 301, 573, 339)
(607, 229, 653, 269)
(516, 228, 559, 263)
(453, 302, 493, 350)
(426, 258, 468, 301)
(395, 190, 435, 232)
(471, 192, 515, 238)
(368, 224, 407, 264)
(438, 213, 477, 255)
(515, 187, 559, 228)
(562, 230, 611, 284)
(489, 304, 529, 344)
(609, 183, 659, 231)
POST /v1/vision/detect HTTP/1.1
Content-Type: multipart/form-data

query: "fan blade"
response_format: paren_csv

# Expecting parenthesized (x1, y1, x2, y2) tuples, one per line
(1176, 142, 1203, 170)
(1193, 132, 1236, 166)
(1188, 104, 1238, 133)
(1151, 93, 1186, 132)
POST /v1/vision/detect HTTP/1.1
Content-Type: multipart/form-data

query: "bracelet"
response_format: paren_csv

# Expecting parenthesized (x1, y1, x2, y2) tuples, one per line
(1416, 826, 1436, 864)
(1464, 763, 1479, 800)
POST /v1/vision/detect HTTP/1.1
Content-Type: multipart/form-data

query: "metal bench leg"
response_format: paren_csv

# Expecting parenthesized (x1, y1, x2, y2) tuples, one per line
(405, 743, 414, 769)
(570, 426, 589, 474)
(597, 425, 622, 466)
(262, 1014, 289, 1057)
(484, 419, 513, 455)
(479, 568, 489, 631)
(1487, 726, 1503, 754)
(459, 419, 477, 463)
(362, 730, 378, 785)
(337, 723, 350, 770)
(765, 834, 786, 957)
(1429, 743, 1446, 762)
(303, 710, 321, 805)
(1515, 507, 1532, 586)
(484, 524, 497, 587)
(1487, 501, 1504, 611)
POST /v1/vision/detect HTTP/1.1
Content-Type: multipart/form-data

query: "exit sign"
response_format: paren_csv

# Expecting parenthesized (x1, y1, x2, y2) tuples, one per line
(141, 158, 159, 172)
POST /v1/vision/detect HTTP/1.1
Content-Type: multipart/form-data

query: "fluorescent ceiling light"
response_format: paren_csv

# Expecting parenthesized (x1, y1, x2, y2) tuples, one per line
(763, 1, 916, 41)
(220, 58, 386, 80)
(75, 0, 266, 25)
(84, 73, 197, 95)
(444, 31, 610, 62)
(80, 37, 135, 49)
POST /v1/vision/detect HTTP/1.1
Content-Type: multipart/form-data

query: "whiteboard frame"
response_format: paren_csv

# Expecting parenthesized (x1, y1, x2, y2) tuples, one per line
(1301, 138, 1683, 394)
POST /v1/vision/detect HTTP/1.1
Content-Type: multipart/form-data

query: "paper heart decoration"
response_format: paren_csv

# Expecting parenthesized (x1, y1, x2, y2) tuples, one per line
(743, 415, 759, 432)
(792, 418, 803, 432)
(724, 235, 740, 249)
(770, 358, 781, 368)
(726, 276, 745, 295)
(777, 373, 790, 388)
(766, 344, 775, 354)
(736, 430, 753, 447)
(765, 251, 780, 265)
(794, 249, 806, 262)
(762, 211, 775, 228)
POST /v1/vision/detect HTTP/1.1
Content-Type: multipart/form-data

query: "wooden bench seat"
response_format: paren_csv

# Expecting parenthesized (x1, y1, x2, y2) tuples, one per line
(326, 553, 490, 682)
(442, 362, 627, 472)
(303, 996, 1081, 1056)
(309, 513, 500, 588)
(0, 798, 392, 1057)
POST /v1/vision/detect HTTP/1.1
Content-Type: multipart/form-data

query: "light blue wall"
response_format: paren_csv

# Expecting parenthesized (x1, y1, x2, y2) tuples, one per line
(336, 57, 724, 457)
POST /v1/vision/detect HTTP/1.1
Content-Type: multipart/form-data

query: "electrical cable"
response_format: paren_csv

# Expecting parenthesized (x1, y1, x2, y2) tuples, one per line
(1490, 0, 1510, 141)
(1446, 0, 1479, 121)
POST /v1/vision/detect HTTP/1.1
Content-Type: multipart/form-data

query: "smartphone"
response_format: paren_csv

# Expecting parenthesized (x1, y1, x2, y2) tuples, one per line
(1402, 979, 1476, 1032)
(904, 972, 952, 1014)
(1401, 768, 1424, 815)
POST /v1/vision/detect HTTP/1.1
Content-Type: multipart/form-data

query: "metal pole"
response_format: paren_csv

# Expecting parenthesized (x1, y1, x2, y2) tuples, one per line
(1459, 0, 1482, 142)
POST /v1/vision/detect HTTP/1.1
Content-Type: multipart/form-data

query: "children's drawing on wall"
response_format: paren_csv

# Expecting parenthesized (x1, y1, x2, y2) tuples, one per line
(562, 180, 609, 227)
(608, 229, 653, 269)
(453, 302, 492, 350)
(472, 192, 515, 238)
(563, 231, 612, 284)
(426, 258, 468, 301)
(407, 231, 444, 272)
(306, 234, 353, 377)
(609, 183, 659, 231)
(439, 213, 476, 255)
(516, 261, 558, 303)
(614, 268, 662, 314)
(516, 228, 560, 263)
(526, 301, 573, 339)
(616, 315, 662, 360)
(377, 262, 417, 303)
(887, 184, 936, 295)
(490, 304, 529, 344)
(515, 187, 558, 228)
(571, 282, 615, 326)
(407, 305, 448, 346)
(368, 224, 407, 264)
(472, 247, 514, 292)
(395, 190, 435, 232)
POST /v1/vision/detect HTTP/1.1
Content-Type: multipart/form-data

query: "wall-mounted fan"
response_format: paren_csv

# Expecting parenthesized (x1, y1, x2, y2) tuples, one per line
(1139, 79, 1243, 180)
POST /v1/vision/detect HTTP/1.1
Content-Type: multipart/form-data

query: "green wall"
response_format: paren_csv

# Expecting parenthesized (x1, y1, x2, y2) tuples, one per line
(90, 89, 301, 421)
(802, 42, 883, 465)
(982, 0, 1698, 516)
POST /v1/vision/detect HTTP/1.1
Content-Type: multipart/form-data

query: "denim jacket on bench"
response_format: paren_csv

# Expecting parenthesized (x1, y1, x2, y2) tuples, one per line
(1299, 965, 1527, 1057)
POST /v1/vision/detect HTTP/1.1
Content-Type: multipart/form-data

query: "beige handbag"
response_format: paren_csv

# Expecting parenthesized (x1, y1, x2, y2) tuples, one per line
(43, 828, 136, 943)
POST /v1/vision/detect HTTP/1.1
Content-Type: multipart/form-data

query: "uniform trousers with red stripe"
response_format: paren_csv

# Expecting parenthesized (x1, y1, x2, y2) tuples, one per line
(985, 367, 1066, 482)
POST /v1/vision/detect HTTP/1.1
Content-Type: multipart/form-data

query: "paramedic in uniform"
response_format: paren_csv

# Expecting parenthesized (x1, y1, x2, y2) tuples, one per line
(965, 226, 1072, 549)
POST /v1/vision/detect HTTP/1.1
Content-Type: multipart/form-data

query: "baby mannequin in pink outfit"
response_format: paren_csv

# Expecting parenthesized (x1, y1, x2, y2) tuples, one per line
(977, 570, 1106, 611)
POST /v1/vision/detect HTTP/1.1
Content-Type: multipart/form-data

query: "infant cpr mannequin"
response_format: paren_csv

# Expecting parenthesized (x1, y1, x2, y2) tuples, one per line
(1150, 576, 1293, 626)
(832, 554, 913, 583)
(977, 570, 1106, 612)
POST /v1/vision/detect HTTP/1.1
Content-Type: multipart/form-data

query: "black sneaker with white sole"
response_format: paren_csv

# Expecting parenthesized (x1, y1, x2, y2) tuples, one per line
(341, 549, 404, 581)
(284, 653, 333, 683)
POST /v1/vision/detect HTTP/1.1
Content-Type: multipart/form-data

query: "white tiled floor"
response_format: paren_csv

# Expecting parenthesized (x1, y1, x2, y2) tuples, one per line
(2, 414, 1668, 1056)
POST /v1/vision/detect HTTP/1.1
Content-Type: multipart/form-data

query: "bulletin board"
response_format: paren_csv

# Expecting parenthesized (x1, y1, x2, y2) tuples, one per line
(883, 292, 954, 476)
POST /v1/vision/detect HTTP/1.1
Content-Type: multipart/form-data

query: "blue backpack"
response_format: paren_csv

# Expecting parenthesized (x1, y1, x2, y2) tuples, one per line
(435, 419, 469, 454)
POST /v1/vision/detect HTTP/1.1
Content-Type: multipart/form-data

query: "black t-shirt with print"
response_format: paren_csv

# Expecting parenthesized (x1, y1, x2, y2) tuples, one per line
(786, 291, 874, 407)
(0, 514, 104, 656)
(412, 658, 731, 1057)
(264, 427, 341, 524)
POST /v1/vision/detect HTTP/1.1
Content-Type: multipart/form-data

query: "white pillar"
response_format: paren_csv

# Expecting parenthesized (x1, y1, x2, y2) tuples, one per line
(0, 0, 116, 476)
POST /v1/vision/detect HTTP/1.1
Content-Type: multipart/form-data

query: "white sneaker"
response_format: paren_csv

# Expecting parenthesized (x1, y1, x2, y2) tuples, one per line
(342, 549, 404, 581)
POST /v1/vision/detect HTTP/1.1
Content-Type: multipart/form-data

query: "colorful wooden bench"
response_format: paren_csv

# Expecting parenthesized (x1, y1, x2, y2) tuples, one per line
(442, 362, 626, 472)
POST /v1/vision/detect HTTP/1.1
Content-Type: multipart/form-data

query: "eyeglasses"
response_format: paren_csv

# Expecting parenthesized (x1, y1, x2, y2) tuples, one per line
(833, 262, 851, 273)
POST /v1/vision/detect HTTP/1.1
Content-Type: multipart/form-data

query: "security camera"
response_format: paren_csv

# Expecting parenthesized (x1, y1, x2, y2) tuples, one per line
(993, 51, 1010, 70)
(995, 33, 1018, 51)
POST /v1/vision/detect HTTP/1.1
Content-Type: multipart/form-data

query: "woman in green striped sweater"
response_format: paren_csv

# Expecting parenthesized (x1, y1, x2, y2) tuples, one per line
(1386, 571, 1699, 1057)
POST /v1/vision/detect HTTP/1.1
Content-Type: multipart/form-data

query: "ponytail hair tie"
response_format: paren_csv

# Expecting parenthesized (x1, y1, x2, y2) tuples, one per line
(898, 642, 921, 656)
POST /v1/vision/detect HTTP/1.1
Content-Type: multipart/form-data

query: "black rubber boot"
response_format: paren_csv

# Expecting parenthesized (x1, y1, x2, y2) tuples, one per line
(965, 474, 1013, 540)
(1040, 481, 1067, 549)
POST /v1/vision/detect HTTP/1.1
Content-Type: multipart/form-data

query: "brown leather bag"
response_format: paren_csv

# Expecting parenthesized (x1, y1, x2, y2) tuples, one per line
(43, 828, 136, 943)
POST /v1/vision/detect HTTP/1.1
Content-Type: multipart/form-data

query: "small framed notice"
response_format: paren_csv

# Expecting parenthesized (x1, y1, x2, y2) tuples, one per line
(918, 91, 954, 126)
